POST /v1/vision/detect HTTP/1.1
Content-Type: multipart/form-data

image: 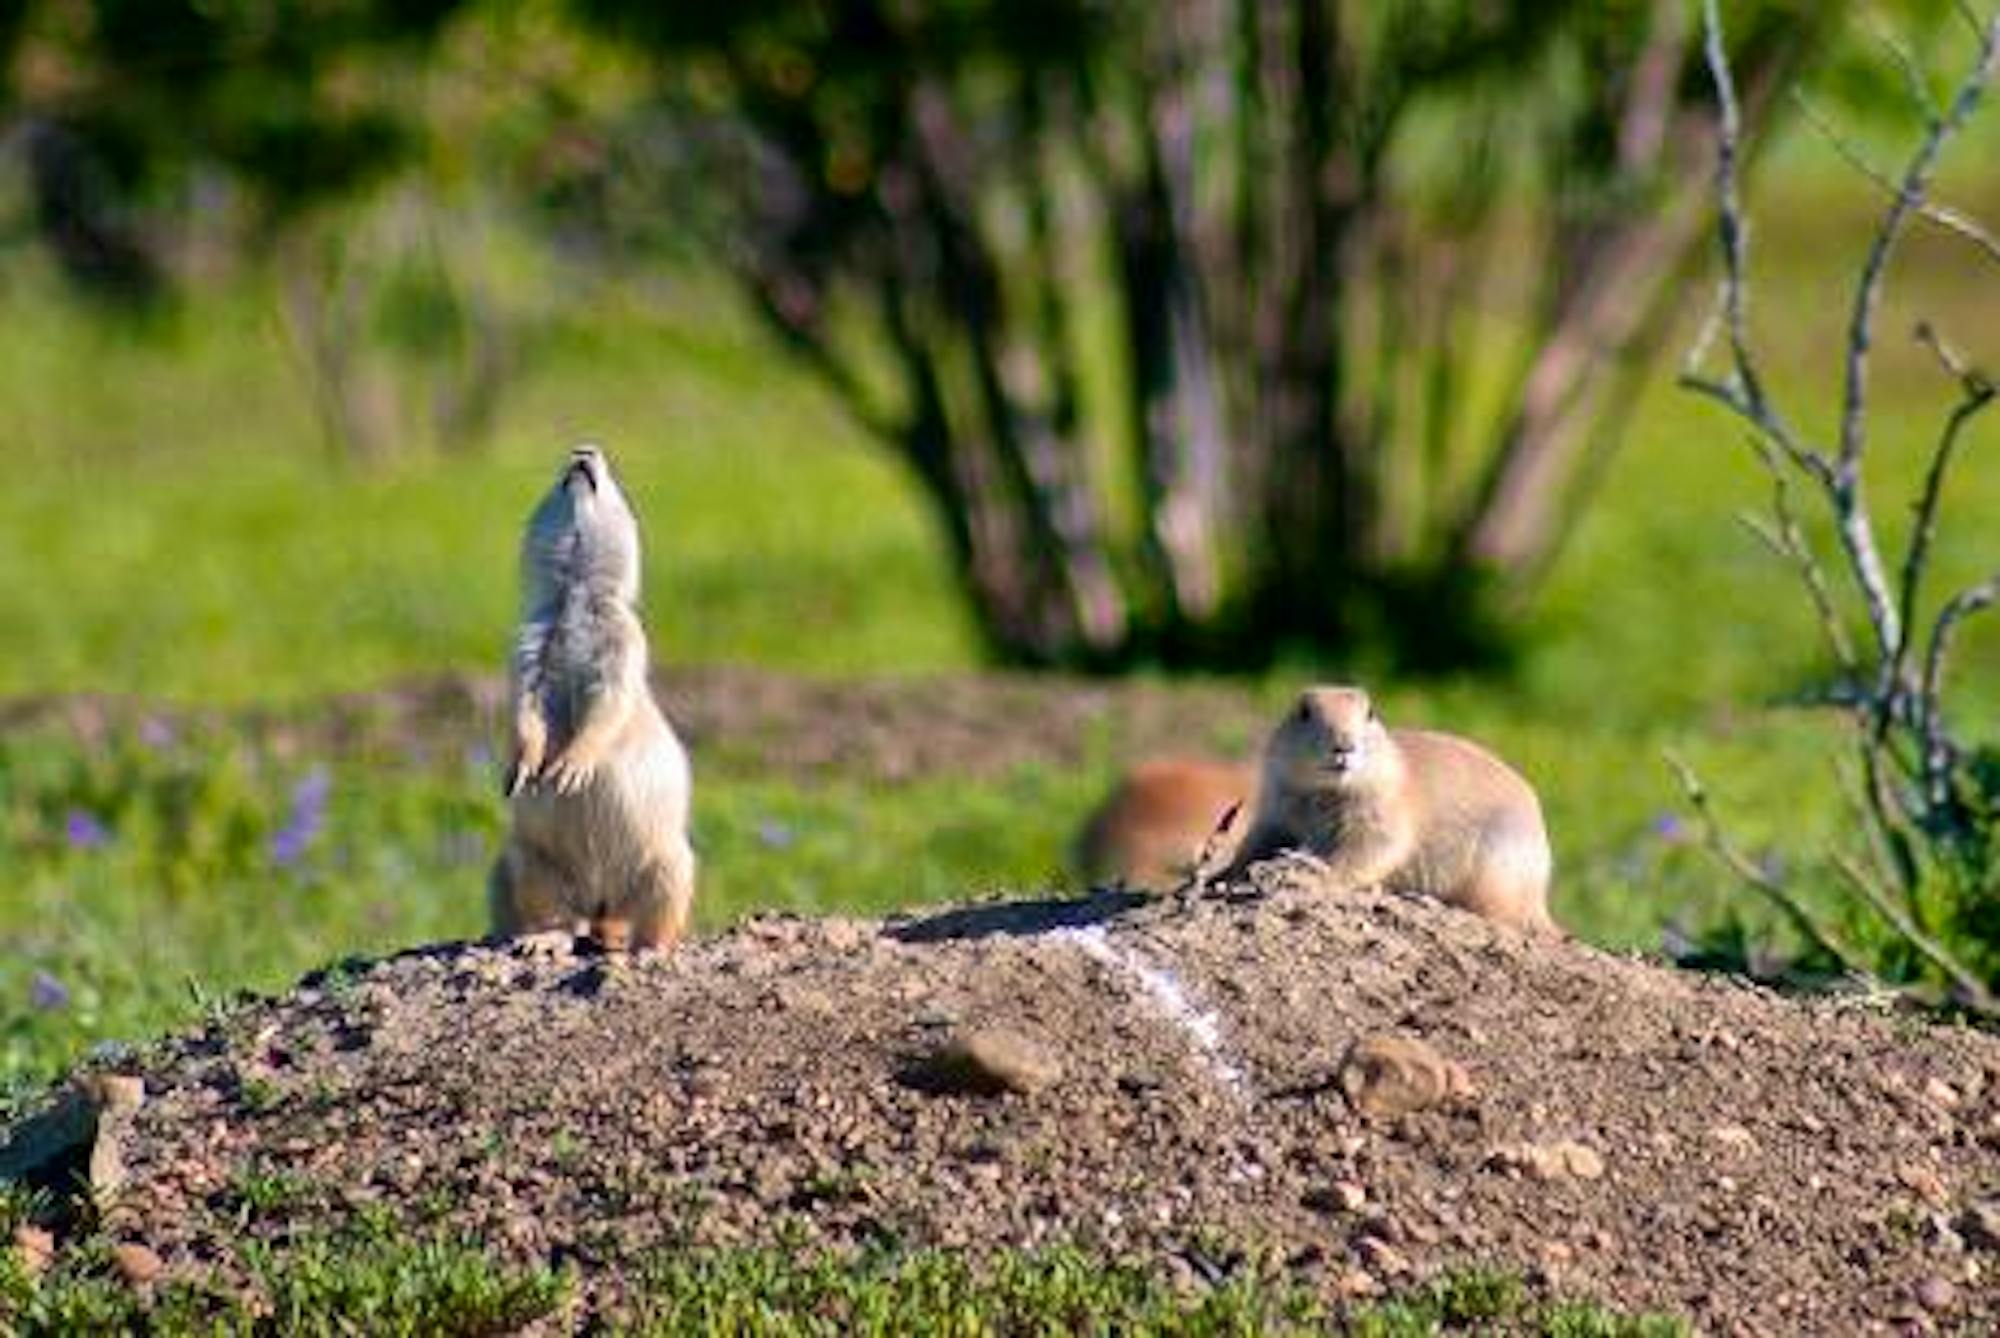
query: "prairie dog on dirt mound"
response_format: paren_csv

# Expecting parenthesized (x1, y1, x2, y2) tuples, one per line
(489, 444, 696, 952)
(1224, 686, 1555, 934)
(1074, 757, 1257, 891)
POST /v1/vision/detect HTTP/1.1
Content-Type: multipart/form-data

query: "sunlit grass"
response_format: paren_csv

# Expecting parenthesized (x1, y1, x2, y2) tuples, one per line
(0, 173, 1995, 1088)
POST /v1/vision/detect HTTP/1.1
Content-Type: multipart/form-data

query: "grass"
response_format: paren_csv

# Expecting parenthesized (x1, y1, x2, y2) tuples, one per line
(5, 170, 1996, 1087)
(0, 163, 1995, 1064)
(0, 1207, 1684, 1338)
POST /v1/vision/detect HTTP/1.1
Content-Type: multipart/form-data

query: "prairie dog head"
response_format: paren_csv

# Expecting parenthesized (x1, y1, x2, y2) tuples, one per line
(1262, 685, 1399, 794)
(521, 443, 641, 609)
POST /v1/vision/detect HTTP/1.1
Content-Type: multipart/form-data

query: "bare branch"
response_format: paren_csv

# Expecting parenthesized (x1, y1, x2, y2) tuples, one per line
(1666, 752, 1866, 973)
(1830, 12, 2000, 662)
(1738, 435, 1858, 671)
(1893, 329, 1996, 720)
(1684, 0, 1828, 482)
(1695, 0, 1769, 423)
(1831, 854, 1996, 1012)
(1840, 12, 2000, 475)
(1920, 574, 2000, 800)
(1794, 95, 2000, 267)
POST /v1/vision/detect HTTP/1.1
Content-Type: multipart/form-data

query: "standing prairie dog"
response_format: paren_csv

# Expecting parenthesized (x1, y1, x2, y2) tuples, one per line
(1074, 757, 1257, 891)
(1225, 686, 1555, 934)
(489, 444, 696, 952)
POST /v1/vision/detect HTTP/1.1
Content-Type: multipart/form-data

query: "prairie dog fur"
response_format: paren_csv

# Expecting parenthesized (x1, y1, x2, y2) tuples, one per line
(1225, 686, 1555, 934)
(489, 444, 696, 952)
(1074, 757, 1257, 891)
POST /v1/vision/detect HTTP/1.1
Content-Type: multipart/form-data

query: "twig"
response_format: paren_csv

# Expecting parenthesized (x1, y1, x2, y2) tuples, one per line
(1666, 752, 1865, 973)
(1793, 94, 2000, 267)
(1830, 853, 1996, 1012)
(1831, 10, 2000, 661)
(1894, 327, 1996, 719)
(1734, 435, 1857, 672)
(1682, 0, 1827, 483)
(1919, 574, 1999, 803)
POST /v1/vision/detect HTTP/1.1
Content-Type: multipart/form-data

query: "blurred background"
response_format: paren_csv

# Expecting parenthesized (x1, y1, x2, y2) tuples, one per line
(1, 0, 1997, 1087)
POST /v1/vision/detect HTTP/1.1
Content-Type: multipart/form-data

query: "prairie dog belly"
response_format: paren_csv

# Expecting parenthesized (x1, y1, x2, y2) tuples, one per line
(513, 711, 690, 909)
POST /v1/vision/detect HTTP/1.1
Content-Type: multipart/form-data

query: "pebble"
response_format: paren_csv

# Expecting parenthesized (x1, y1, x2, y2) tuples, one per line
(1487, 1138, 1606, 1182)
(1914, 1274, 1956, 1311)
(921, 1027, 1063, 1096)
(112, 1242, 164, 1287)
(1338, 1035, 1472, 1119)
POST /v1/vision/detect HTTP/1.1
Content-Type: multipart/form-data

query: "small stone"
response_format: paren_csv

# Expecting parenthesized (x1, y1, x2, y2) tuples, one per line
(1357, 1237, 1409, 1275)
(1486, 1138, 1604, 1183)
(916, 1027, 1063, 1096)
(1914, 1275, 1956, 1311)
(1559, 1141, 1606, 1181)
(1334, 1269, 1379, 1298)
(1709, 1124, 1755, 1153)
(111, 1242, 163, 1287)
(1922, 1078, 1961, 1110)
(1334, 1181, 1368, 1212)
(1542, 1240, 1574, 1266)
(1338, 1035, 1471, 1120)
(13, 1225, 54, 1278)
(1896, 1162, 1949, 1207)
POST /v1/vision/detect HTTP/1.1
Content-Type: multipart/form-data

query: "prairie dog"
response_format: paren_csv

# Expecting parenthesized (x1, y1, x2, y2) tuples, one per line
(1074, 757, 1257, 891)
(1225, 686, 1555, 934)
(488, 444, 696, 952)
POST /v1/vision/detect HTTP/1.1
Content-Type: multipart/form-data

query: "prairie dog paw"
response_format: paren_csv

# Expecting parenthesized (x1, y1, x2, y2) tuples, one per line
(544, 756, 595, 795)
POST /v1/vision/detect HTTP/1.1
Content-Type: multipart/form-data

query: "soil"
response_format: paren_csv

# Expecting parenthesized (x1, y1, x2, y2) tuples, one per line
(13, 875, 2000, 1334)
(7, 674, 2000, 1331)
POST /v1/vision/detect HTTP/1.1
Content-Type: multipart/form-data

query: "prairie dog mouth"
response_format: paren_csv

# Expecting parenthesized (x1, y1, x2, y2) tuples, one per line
(565, 454, 600, 494)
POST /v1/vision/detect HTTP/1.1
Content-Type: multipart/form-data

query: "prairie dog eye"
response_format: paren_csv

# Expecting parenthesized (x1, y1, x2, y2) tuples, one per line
(1294, 701, 1311, 724)
(1366, 703, 1379, 723)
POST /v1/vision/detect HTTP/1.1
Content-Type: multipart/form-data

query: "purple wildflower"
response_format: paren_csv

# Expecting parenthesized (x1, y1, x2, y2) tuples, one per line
(1650, 812, 1688, 843)
(270, 767, 332, 867)
(64, 809, 111, 850)
(29, 971, 70, 1012)
(756, 818, 797, 851)
(139, 716, 177, 751)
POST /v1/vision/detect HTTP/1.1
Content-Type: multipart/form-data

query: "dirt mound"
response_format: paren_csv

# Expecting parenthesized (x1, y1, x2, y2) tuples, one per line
(11, 882, 2000, 1332)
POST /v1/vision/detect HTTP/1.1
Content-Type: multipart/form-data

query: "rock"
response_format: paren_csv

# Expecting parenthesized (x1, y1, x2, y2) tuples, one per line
(111, 1242, 164, 1287)
(914, 1027, 1063, 1096)
(1357, 1236, 1410, 1275)
(1334, 1181, 1368, 1212)
(1922, 1077, 1961, 1110)
(1895, 1162, 1949, 1207)
(1334, 1269, 1379, 1298)
(1709, 1123, 1755, 1153)
(0, 1073, 145, 1202)
(1338, 1035, 1471, 1120)
(1486, 1138, 1605, 1182)
(13, 1224, 54, 1278)
(1914, 1274, 1956, 1311)
(1559, 1142, 1606, 1181)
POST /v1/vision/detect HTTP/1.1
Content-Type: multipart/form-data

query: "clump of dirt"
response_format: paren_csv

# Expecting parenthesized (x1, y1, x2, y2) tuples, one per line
(11, 880, 1998, 1331)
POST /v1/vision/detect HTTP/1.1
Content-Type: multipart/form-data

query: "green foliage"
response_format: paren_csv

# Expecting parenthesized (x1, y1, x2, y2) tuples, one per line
(0, 1212, 571, 1335)
(0, 1236, 1680, 1336)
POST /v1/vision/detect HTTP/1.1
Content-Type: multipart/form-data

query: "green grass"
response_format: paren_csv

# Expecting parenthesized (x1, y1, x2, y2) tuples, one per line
(0, 155, 1997, 1092)
(0, 1208, 1684, 1338)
